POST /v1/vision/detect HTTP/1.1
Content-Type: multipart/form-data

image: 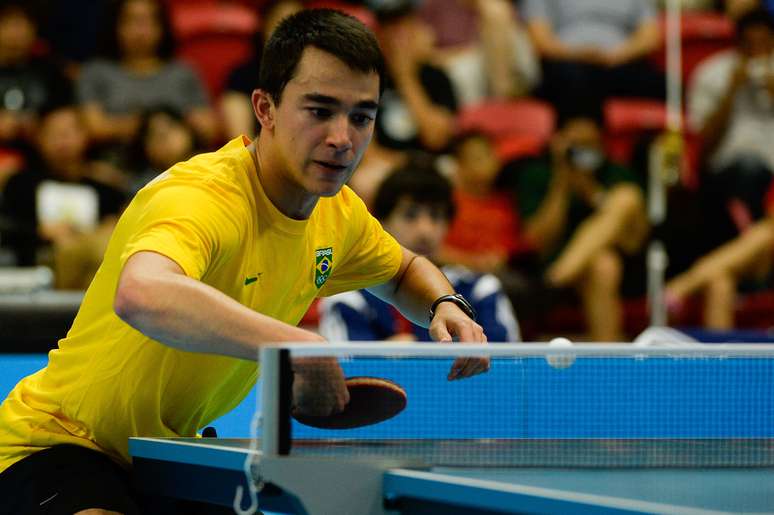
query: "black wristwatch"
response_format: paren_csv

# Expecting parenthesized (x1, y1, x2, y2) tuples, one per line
(429, 294, 477, 322)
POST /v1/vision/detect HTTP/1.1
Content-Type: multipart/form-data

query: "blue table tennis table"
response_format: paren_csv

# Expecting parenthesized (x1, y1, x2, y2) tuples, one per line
(130, 345, 774, 514)
(129, 436, 774, 514)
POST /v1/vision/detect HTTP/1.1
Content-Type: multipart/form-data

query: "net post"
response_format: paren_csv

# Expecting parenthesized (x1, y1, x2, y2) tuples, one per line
(260, 347, 292, 456)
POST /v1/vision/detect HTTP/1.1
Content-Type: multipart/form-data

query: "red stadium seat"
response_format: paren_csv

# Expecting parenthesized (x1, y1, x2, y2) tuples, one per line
(304, 1, 377, 30)
(603, 98, 668, 164)
(651, 12, 735, 86)
(604, 97, 701, 188)
(170, 2, 259, 99)
(457, 99, 556, 160)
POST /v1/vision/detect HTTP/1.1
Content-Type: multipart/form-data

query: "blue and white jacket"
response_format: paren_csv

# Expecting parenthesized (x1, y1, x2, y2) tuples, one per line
(319, 265, 520, 342)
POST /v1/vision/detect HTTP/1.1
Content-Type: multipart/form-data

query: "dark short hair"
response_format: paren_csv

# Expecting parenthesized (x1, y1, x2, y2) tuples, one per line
(556, 102, 604, 130)
(258, 8, 385, 104)
(99, 0, 175, 61)
(451, 129, 492, 156)
(372, 162, 455, 222)
(371, 0, 417, 24)
(736, 8, 774, 38)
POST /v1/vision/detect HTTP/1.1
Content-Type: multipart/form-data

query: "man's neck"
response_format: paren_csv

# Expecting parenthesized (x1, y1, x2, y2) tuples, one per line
(251, 138, 318, 220)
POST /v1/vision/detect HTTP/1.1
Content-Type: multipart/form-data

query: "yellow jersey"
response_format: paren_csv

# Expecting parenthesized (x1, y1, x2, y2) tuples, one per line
(0, 137, 402, 470)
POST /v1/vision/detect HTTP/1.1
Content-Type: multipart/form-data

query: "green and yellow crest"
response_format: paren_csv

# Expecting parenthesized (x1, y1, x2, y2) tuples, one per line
(314, 247, 333, 288)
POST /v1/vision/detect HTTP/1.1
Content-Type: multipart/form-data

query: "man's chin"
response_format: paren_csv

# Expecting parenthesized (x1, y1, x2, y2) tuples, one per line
(313, 182, 346, 197)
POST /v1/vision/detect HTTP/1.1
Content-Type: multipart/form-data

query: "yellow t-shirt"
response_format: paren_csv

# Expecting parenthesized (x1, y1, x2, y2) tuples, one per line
(0, 137, 402, 471)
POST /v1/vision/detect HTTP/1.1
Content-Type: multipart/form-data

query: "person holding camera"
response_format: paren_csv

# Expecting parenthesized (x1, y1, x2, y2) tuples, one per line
(688, 8, 774, 250)
(505, 113, 648, 341)
(665, 8, 774, 330)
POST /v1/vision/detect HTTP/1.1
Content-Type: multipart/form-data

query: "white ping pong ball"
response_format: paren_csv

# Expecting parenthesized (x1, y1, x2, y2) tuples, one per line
(546, 337, 576, 369)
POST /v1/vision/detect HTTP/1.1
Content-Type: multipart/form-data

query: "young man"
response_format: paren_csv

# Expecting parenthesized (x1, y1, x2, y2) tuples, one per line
(0, 10, 487, 515)
(320, 166, 520, 342)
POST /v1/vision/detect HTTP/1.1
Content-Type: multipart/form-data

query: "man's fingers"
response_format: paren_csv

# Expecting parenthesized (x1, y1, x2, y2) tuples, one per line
(448, 323, 488, 380)
(432, 325, 453, 343)
(449, 357, 490, 380)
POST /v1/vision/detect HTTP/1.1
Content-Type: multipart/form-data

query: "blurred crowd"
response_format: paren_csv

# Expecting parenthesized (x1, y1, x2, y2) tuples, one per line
(0, 0, 772, 341)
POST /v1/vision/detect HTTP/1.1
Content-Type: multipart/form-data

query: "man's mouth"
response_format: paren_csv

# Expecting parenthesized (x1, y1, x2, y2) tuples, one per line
(313, 160, 348, 171)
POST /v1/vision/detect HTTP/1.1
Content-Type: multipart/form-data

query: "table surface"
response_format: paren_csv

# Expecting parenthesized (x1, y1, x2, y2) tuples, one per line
(128, 437, 774, 514)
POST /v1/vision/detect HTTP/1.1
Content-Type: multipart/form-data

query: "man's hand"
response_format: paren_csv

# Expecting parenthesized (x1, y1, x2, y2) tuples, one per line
(291, 357, 350, 417)
(429, 302, 490, 381)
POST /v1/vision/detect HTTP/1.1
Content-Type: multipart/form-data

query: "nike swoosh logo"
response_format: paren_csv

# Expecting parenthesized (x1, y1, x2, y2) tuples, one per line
(244, 276, 259, 285)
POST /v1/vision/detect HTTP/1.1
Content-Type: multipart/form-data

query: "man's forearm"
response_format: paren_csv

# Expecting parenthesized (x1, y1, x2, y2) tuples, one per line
(369, 252, 455, 327)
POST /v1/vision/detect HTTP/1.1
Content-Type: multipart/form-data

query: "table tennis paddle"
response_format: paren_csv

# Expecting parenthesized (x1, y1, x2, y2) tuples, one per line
(292, 376, 407, 429)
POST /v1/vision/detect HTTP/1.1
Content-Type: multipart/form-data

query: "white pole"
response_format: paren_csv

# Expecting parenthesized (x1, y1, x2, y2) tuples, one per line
(665, 0, 683, 133)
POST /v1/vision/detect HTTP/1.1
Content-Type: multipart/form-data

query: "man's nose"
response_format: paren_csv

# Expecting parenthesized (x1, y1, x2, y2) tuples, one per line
(326, 116, 353, 152)
(415, 213, 439, 235)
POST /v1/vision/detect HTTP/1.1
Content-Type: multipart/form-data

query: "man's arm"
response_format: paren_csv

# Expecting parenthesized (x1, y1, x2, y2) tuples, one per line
(368, 247, 489, 380)
(116, 251, 348, 415)
(114, 251, 325, 360)
(603, 19, 660, 67)
(523, 143, 572, 253)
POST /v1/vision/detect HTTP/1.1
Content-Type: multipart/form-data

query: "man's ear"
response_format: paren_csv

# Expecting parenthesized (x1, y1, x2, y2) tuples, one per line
(252, 89, 275, 131)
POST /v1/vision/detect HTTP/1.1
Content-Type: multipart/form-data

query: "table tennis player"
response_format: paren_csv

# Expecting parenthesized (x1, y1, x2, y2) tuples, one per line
(0, 10, 488, 515)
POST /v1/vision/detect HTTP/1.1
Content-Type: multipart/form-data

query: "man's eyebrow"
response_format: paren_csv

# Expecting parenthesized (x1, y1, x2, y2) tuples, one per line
(302, 93, 379, 111)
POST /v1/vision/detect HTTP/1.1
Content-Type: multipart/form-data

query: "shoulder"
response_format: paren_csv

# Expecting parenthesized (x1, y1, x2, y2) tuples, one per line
(80, 59, 121, 77)
(144, 144, 252, 211)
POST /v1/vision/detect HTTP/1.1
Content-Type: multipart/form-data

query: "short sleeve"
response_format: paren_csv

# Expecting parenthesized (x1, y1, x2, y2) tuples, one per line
(318, 193, 403, 297)
(120, 181, 243, 279)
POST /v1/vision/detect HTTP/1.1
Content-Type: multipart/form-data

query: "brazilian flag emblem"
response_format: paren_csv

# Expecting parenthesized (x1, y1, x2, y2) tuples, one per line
(315, 247, 333, 288)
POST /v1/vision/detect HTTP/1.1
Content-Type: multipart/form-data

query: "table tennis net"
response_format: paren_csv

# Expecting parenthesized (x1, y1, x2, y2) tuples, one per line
(259, 344, 774, 468)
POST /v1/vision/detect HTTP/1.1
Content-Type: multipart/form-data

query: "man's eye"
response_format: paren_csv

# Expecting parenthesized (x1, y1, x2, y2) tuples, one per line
(351, 113, 374, 126)
(309, 108, 332, 119)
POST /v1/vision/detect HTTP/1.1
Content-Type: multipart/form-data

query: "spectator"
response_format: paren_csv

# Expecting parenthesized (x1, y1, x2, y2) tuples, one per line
(346, 137, 409, 209)
(77, 0, 217, 148)
(374, 1, 458, 152)
(440, 131, 523, 274)
(506, 114, 648, 341)
(320, 165, 520, 342)
(0, 105, 126, 288)
(689, 8, 774, 249)
(418, 0, 540, 105)
(127, 106, 197, 194)
(0, 1, 72, 146)
(220, 0, 303, 139)
(523, 0, 664, 118)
